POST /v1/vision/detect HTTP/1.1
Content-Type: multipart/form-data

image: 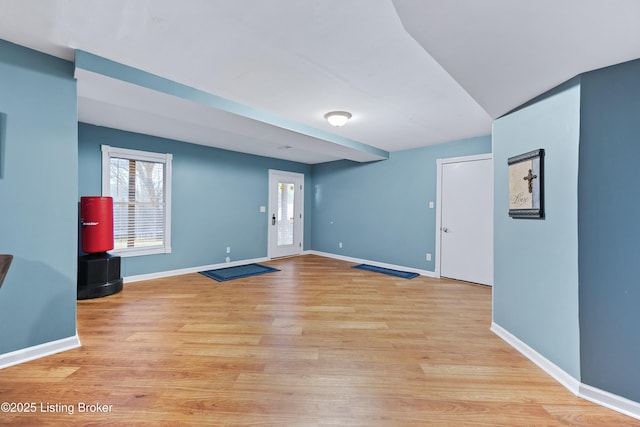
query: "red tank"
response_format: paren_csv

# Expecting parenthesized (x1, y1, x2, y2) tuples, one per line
(80, 196, 114, 253)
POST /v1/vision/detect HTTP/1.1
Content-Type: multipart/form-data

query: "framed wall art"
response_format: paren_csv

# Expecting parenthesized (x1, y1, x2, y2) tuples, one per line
(508, 149, 544, 219)
(0, 254, 12, 288)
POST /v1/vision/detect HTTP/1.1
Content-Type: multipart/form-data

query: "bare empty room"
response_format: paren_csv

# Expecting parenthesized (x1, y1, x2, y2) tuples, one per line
(1, 1, 640, 425)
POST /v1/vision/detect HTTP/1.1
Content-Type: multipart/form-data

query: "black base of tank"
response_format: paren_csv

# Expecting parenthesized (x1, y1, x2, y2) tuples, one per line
(77, 253, 123, 300)
(77, 278, 123, 299)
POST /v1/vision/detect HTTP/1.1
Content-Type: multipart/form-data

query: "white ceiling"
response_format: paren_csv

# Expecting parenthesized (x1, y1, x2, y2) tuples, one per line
(0, 0, 639, 164)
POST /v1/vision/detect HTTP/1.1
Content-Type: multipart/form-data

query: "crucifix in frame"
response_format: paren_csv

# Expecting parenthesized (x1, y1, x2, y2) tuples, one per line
(508, 149, 544, 219)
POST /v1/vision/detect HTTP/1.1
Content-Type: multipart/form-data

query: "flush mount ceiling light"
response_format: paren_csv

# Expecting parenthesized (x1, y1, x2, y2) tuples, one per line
(324, 111, 352, 127)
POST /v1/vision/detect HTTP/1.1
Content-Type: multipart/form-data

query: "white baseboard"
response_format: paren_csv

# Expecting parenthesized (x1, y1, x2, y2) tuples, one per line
(125, 252, 437, 283)
(0, 334, 81, 370)
(491, 322, 640, 421)
(491, 322, 580, 393)
(307, 250, 437, 278)
(579, 382, 640, 421)
(123, 256, 271, 283)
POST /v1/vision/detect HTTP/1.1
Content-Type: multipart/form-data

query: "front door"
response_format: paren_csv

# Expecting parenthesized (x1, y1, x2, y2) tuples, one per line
(268, 170, 304, 258)
(438, 155, 493, 285)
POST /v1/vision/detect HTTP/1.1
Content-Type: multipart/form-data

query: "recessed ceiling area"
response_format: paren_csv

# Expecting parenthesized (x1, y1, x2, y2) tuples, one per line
(75, 67, 388, 164)
(0, 0, 639, 163)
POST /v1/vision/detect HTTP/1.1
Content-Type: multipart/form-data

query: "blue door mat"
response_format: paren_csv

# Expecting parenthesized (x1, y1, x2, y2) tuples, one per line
(352, 264, 420, 279)
(200, 263, 279, 282)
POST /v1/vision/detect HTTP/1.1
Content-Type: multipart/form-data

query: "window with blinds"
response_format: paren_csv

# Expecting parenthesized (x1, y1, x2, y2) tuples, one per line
(101, 145, 172, 257)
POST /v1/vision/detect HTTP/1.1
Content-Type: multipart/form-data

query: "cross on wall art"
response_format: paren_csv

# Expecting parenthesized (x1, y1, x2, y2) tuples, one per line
(508, 149, 545, 219)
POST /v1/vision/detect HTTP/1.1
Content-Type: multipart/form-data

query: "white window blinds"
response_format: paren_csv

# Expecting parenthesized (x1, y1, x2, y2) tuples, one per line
(101, 145, 172, 257)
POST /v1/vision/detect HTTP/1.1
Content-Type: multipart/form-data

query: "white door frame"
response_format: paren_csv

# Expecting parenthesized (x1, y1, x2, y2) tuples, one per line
(435, 153, 493, 280)
(268, 170, 304, 259)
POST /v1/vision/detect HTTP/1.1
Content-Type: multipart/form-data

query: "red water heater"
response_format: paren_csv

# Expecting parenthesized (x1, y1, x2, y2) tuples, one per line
(81, 196, 114, 254)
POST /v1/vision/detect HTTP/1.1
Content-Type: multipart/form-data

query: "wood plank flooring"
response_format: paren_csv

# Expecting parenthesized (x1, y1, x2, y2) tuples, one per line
(0, 254, 637, 426)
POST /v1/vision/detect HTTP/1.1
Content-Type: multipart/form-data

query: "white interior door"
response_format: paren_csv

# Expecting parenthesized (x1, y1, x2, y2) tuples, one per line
(437, 155, 493, 285)
(268, 170, 304, 258)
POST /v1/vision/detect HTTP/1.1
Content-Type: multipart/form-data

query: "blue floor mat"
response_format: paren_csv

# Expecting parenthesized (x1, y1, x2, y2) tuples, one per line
(352, 264, 420, 279)
(200, 263, 279, 282)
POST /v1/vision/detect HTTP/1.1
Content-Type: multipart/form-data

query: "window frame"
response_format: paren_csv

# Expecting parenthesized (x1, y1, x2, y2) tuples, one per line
(101, 145, 172, 257)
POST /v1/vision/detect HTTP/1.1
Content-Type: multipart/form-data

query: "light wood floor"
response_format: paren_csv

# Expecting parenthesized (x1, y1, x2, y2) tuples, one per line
(0, 254, 637, 426)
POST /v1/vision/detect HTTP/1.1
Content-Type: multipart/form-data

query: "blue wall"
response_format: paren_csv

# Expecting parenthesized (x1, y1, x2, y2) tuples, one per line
(78, 123, 312, 277)
(310, 136, 491, 271)
(493, 78, 582, 379)
(0, 41, 78, 353)
(578, 59, 640, 402)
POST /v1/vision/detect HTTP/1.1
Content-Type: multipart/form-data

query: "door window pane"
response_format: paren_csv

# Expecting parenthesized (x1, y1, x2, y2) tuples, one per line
(277, 182, 295, 246)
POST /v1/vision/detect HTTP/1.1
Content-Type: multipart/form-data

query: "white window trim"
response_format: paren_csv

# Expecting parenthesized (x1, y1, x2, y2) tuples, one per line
(101, 145, 172, 257)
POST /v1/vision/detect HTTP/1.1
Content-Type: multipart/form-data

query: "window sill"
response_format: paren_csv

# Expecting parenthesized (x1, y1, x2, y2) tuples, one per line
(109, 246, 171, 258)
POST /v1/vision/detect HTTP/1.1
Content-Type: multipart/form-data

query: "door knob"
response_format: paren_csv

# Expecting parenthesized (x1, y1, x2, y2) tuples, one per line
(442, 227, 449, 233)
(272, 214, 276, 226)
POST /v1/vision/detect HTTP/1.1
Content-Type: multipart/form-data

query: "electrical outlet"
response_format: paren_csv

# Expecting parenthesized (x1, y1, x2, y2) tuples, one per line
(225, 257, 231, 263)
(429, 201, 434, 209)
(226, 247, 231, 253)
(339, 242, 343, 248)
(426, 253, 432, 261)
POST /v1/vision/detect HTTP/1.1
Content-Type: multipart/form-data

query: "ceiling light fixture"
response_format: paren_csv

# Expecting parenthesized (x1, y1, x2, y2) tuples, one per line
(324, 111, 352, 127)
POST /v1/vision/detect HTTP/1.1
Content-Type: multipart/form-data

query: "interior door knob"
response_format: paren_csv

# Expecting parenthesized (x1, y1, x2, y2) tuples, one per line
(442, 227, 449, 233)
